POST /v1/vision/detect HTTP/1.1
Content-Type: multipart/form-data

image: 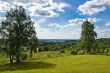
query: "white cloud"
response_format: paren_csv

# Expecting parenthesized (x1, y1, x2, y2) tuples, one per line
(27, 0, 69, 18)
(48, 23, 61, 28)
(48, 18, 100, 29)
(105, 22, 110, 26)
(0, 0, 69, 18)
(95, 26, 110, 38)
(45, 18, 101, 39)
(78, 0, 110, 15)
(63, 18, 101, 28)
(0, 1, 10, 13)
(32, 18, 71, 39)
(36, 24, 80, 39)
(53, 2, 69, 12)
(13, 2, 26, 7)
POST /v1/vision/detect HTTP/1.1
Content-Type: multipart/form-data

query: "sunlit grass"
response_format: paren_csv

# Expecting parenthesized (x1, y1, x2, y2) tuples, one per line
(0, 52, 110, 73)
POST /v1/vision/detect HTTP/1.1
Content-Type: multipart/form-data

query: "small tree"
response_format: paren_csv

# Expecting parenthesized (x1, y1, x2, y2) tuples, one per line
(80, 20, 97, 54)
(0, 6, 37, 63)
(29, 33, 38, 58)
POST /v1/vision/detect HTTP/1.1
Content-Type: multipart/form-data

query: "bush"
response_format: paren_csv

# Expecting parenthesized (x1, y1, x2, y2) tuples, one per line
(60, 49, 65, 53)
(77, 50, 85, 55)
(71, 50, 77, 55)
(21, 52, 28, 60)
(104, 48, 110, 55)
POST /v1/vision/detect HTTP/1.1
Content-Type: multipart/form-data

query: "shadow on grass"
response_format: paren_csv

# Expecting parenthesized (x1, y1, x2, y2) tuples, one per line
(0, 61, 56, 72)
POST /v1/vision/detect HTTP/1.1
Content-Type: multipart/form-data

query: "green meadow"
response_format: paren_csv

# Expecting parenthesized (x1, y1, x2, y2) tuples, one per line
(0, 52, 110, 73)
(0, 2, 110, 73)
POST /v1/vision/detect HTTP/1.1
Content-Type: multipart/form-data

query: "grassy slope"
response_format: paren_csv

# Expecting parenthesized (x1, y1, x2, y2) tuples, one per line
(0, 52, 110, 73)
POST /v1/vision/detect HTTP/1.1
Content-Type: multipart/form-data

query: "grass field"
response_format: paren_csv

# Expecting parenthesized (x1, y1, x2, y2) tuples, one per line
(0, 52, 110, 73)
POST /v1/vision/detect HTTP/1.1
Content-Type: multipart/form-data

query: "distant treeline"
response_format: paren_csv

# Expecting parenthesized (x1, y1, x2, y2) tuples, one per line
(34, 38, 110, 54)
(38, 39, 79, 43)
(0, 38, 110, 52)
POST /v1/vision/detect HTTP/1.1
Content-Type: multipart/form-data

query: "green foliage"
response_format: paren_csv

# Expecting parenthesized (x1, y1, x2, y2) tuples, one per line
(0, 6, 37, 63)
(38, 41, 78, 52)
(21, 52, 28, 60)
(71, 50, 78, 55)
(60, 49, 65, 53)
(80, 20, 97, 53)
(77, 50, 85, 55)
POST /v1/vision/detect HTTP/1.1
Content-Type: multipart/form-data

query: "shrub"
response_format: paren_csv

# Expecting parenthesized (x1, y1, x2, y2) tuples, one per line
(77, 50, 85, 55)
(60, 49, 65, 53)
(21, 52, 28, 60)
(71, 50, 77, 55)
(104, 48, 110, 55)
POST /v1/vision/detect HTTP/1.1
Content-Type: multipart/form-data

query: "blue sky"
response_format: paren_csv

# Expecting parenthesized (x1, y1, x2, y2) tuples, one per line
(0, 0, 110, 39)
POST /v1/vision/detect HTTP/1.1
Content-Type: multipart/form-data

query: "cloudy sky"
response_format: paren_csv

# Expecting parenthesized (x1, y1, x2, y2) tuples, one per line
(0, 0, 110, 39)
